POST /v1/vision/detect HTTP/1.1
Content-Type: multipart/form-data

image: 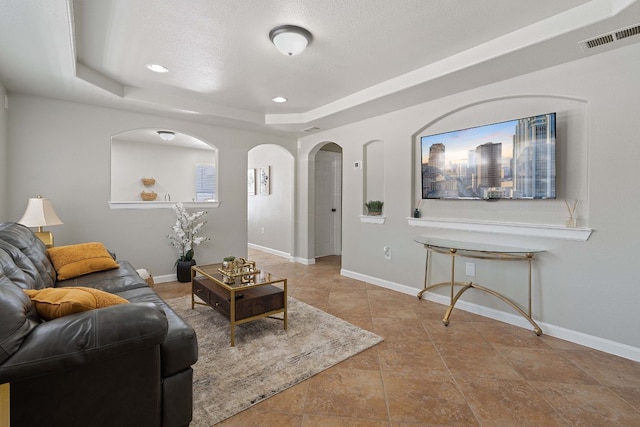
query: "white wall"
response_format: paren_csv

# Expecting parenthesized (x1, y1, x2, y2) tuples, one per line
(0, 83, 7, 221)
(5, 95, 295, 277)
(297, 43, 640, 357)
(247, 144, 294, 256)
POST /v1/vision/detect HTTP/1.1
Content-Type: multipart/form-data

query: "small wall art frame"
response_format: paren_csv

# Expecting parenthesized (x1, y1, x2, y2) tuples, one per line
(248, 168, 256, 196)
(259, 166, 270, 195)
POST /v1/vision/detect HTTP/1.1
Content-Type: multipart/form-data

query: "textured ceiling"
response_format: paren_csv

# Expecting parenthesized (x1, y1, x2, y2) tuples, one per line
(1, 0, 639, 136)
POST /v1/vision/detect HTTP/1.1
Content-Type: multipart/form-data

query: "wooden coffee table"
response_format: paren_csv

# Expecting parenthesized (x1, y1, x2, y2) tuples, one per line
(190, 263, 287, 346)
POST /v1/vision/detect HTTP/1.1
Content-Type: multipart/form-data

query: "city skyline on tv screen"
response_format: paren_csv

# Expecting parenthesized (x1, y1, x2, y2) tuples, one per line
(421, 113, 556, 200)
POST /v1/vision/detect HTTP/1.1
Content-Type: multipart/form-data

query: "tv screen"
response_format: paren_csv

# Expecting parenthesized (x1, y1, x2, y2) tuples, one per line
(421, 112, 556, 200)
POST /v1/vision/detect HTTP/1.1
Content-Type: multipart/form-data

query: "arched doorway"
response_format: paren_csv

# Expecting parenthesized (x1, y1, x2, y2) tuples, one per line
(314, 143, 343, 258)
(247, 144, 295, 258)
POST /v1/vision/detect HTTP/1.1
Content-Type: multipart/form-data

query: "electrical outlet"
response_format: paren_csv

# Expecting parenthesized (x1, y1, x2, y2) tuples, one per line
(261, 227, 265, 234)
(465, 262, 475, 277)
(384, 246, 391, 260)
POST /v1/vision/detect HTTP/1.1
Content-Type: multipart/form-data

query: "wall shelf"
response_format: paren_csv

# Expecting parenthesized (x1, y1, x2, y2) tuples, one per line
(407, 217, 592, 241)
(109, 201, 220, 210)
(360, 215, 386, 224)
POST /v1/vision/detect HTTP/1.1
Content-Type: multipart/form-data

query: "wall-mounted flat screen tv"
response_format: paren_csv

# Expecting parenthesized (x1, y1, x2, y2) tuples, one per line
(421, 112, 556, 200)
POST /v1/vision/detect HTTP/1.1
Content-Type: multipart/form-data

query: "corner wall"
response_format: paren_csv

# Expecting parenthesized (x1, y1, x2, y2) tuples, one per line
(297, 43, 640, 357)
(0, 83, 7, 221)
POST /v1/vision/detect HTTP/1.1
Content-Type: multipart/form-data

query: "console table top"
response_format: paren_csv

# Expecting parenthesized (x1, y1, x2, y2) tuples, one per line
(414, 236, 544, 254)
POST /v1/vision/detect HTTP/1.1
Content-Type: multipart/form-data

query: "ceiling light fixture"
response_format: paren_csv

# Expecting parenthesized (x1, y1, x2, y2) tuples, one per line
(157, 130, 176, 141)
(272, 96, 288, 103)
(146, 64, 169, 73)
(269, 25, 312, 56)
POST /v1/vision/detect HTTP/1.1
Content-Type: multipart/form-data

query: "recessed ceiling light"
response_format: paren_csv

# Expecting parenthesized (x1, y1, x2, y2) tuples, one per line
(272, 96, 288, 103)
(146, 64, 169, 73)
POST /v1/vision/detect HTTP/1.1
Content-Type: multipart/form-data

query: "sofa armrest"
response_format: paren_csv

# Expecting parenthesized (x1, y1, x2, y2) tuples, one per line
(0, 302, 168, 383)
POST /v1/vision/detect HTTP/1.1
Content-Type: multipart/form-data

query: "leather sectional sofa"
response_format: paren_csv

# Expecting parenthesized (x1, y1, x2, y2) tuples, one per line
(0, 222, 198, 427)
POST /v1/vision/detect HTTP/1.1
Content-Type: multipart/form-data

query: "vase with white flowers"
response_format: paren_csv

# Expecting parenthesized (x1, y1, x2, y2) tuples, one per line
(167, 202, 210, 282)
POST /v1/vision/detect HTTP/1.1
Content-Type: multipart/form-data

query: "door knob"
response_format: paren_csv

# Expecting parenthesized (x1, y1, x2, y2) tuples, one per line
(331, 208, 336, 212)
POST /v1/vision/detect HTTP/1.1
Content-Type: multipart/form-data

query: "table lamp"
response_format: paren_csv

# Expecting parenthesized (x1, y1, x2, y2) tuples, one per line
(18, 195, 63, 247)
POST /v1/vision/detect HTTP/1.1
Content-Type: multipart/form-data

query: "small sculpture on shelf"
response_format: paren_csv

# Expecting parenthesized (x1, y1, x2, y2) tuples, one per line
(218, 257, 260, 284)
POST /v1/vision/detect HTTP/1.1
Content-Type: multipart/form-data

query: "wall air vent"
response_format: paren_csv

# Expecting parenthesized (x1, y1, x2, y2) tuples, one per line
(302, 126, 321, 133)
(580, 24, 640, 51)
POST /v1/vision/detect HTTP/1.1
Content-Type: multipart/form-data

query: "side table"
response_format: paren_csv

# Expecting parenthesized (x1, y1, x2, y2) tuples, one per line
(415, 236, 544, 335)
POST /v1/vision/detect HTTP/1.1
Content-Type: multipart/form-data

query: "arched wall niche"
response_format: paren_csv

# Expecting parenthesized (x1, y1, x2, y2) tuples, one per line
(109, 128, 219, 209)
(363, 139, 385, 215)
(411, 95, 590, 229)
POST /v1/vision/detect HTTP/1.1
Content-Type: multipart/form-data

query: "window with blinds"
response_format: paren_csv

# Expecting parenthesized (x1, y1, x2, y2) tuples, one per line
(195, 163, 216, 201)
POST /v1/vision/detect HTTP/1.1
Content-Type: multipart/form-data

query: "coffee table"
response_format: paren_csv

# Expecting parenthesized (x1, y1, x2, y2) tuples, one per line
(190, 263, 287, 346)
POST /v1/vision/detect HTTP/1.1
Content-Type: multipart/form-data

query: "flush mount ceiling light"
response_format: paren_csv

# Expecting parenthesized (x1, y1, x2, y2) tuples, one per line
(272, 96, 288, 103)
(269, 25, 312, 56)
(146, 63, 169, 73)
(157, 130, 175, 141)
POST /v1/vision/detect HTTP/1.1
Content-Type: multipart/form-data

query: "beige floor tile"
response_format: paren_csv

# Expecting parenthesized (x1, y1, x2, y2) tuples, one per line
(302, 414, 390, 427)
(304, 368, 388, 420)
(456, 377, 570, 426)
(495, 345, 600, 385)
(531, 382, 640, 426)
(382, 371, 479, 426)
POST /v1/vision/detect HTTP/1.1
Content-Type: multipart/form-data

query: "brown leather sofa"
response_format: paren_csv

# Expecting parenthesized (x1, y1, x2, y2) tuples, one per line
(0, 222, 198, 427)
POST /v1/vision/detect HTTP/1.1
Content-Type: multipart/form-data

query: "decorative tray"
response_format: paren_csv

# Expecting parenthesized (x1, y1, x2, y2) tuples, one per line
(218, 258, 260, 283)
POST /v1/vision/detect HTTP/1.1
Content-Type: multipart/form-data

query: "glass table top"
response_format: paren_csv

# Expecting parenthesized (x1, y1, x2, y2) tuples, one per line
(192, 263, 284, 290)
(414, 236, 544, 254)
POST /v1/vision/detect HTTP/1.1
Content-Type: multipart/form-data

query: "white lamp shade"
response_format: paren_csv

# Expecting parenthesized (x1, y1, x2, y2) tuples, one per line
(269, 25, 312, 56)
(272, 32, 309, 56)
(18, 197, 63, 227)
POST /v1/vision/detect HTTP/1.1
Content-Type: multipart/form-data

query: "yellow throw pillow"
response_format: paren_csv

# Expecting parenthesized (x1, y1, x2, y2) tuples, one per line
(48, 242, 119, 280)
(24, 287, 129, 320)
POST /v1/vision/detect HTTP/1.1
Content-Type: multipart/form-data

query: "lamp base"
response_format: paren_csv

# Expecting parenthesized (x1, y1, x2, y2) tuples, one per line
(35, 231, 55, 248)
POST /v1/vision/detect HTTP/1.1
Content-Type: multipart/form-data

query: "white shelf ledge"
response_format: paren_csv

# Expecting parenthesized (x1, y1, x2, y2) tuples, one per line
(407, 217, 592, 241)
(109, 201, 220, 210)
(360, 215, 386, 224)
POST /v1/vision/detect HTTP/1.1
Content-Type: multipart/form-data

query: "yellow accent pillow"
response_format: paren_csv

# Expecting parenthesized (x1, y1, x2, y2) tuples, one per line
(48, 242, 119, 280)
(24, 287, 129, 320)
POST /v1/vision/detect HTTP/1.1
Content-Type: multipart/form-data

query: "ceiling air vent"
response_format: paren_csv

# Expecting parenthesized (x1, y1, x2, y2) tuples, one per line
(302, 126, 321, 133)
(615, 24, 640, 40)
(580, 24, 640, 51)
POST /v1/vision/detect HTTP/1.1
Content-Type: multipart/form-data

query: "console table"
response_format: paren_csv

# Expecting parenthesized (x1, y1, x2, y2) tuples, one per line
(415, 237, 544, 335)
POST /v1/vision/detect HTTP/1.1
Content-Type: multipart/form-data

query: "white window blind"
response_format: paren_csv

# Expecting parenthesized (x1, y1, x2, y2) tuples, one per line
(195, 163, 216, 201)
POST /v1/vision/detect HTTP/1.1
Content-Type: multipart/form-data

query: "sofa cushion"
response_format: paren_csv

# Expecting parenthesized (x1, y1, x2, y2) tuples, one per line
(24, 287, 129, 321)
(48, 242, 119, 280)
(56, 261, 150, 294)
(0, 222, 56, 287)
(0, 242, 42, 290)
(0, 274, 40, 364)
(118, 287, 198, 377)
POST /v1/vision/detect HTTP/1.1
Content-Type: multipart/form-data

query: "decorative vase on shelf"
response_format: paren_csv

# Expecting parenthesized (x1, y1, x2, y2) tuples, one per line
(176, 259, 196, 283)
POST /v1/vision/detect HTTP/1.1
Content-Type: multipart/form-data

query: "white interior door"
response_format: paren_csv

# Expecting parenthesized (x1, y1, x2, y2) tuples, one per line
(314, 150, 342, 257)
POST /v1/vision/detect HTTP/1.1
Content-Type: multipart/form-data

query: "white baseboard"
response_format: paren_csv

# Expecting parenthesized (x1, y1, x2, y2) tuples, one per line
(154, 273, 177, 284)
(247, 243, 297, 261)
(341, 268, 640, 362)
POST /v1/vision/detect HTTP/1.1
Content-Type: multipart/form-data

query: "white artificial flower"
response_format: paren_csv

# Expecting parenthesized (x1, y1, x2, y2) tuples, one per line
(167, 203, 210, 261)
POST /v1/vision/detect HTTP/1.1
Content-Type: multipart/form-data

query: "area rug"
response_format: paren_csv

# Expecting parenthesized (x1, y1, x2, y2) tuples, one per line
(166, 295, 383, 426)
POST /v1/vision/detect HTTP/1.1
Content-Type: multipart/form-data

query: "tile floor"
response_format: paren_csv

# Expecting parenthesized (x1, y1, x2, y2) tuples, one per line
(154, 249, 640, 427)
